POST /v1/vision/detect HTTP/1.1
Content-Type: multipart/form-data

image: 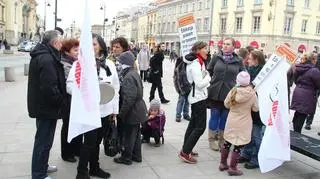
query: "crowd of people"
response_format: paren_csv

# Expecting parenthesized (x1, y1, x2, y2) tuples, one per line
(26, 27, 320, 179)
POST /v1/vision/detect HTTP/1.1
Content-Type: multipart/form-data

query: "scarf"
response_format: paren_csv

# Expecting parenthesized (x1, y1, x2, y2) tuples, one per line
(96, 55, 112, 77)
(222, 52, 234, 62)
(247, 64, 264, 82)
(196, 54, 204, 67)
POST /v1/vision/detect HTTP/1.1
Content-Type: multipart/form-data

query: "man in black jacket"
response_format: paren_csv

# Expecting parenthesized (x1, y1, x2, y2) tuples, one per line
(28, 30, 65, 179)
(149, 43, 170, 104)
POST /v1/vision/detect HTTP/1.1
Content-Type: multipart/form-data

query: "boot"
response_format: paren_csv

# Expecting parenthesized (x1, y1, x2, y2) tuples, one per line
(208, 130, 219, 151)
(219, 147, 229, 171)
(76, 170, 90, 179)
(228, 152, 243, 176)
(218, 131, 225, 150)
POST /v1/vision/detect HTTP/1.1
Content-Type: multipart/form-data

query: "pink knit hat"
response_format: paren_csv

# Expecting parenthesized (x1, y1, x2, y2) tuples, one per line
(236, 71, 251, 86)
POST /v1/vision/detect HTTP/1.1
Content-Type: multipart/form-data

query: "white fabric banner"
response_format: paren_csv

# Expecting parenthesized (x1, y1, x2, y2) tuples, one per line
(67, 0, 101, 142)
(256, 54, 291, 173)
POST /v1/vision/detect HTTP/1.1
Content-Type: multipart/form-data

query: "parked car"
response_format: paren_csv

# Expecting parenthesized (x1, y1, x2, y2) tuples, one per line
(18, 41, 37, 52)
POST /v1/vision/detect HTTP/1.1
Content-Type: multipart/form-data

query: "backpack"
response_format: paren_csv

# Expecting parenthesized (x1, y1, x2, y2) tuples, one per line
(173, 62, 195, 97)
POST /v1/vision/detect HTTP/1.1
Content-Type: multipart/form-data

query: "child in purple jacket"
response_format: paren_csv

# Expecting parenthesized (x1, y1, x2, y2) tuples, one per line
(141, 99, 166, 147)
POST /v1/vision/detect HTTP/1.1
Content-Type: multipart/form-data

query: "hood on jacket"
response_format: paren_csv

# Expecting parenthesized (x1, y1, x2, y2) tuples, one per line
(30, 43, 60, 61)
(295, 63, 314, 76)
(234, 86, 256, 104)
(183, 52, 198, 64)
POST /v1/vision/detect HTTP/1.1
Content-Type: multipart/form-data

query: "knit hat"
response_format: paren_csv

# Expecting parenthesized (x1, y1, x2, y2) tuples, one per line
(149, 99, 161, 110)
(118, 51, 135, 67)
(236, 71, 251, 86)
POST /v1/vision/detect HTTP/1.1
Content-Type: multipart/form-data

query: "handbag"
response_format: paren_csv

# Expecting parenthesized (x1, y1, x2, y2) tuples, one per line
(103, 118, 120, 157)
(146, 68, 153, 83)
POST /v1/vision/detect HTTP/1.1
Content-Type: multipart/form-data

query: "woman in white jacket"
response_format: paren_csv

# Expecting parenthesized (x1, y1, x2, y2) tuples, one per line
(179, 41, 211, 164)
(137, 44, 150, 81)
(67, 34, 118, 179)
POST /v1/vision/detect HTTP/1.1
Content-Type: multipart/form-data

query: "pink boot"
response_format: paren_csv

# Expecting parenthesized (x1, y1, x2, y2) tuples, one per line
(228, 152, 243, 176)
(219, 147, 229, 171)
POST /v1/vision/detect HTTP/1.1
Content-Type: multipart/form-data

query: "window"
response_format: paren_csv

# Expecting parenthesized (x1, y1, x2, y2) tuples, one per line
(179, 5, 182, 13)
(254, 0, 262, 5)
(287, 0, 294, 6)
(185, 4, 188, 13)
(206, 0, 210, 9)
(304, 0, 309, 8)
(199, 1, 202, 10)
(14, 5, 17, 24)
(172, 22, 176, 32)
(237, 0, 244, 7)
(167, 22, 170, 32)
(301, 20, 307, 33)
(203, 18, 209, 31)
(253, 16, 261, 33)
(316, 21, 320, 34)
(158, 23, 161, 33)
(222, 0, 228, 8)
(192, 3, 195, 11)
(236, 17, 243, 33)
(1, 6, 4, 21)
(196, 18, 202, 31)
(162, 22, 165, 33)
(220, 18, 227, 33)
(284, 17, 293, 35)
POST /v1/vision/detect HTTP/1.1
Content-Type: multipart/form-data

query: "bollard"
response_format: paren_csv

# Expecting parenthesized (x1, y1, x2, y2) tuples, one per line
(24, 63, 29, 76)
(4, 67, 15, 82)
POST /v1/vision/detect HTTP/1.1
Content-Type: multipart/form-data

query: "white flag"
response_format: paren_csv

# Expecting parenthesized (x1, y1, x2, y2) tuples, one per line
(255, 55, 291, 173)
(67, 0, 101, 142)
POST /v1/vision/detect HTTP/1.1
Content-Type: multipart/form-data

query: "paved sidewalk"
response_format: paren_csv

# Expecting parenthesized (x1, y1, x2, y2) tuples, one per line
(0, 59, 319, 179)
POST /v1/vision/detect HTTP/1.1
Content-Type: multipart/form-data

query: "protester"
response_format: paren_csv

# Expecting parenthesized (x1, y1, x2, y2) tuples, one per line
(207, 37, 245, 151)
(141, 99, 166, 147)
(60, 38, 82, 163)
(220, 71, 258, 176)
(178, 41, 211, 164)
(114, 51, 148, 165)
(290, 52, 320, 133)
(149, 43, 170, 104)
(28, 30, 64, 179)
(169, 50, 178, 63)
(238, 50, 266, 169)
(108, 37, 130, 74)
(137, 44, 150, 82)
(174, 56, 191, 122)
(238, 48, 249, 67)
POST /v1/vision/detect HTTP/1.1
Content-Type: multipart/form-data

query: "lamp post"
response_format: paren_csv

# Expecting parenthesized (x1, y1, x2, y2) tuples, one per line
(44, 0, 51, 31)
(100, 3, 108, 37)
(54, 0, 58, 28)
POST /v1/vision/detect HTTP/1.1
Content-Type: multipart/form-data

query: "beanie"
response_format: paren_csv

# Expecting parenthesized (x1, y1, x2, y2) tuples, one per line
(149, 99, 161, 110)
(118, 51, 135, 67)
(236, 71, 251, 86)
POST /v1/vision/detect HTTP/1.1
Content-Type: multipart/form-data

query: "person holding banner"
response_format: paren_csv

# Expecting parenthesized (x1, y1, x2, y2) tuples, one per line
(220, 71, 259, 176)
(207, 38, 245, 151)
(290, 52, 320, 134)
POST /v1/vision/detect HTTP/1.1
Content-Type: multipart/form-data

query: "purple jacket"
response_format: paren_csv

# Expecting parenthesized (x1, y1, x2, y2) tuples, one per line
(146, 111, 166, 135)
(290, 63, 320, 115)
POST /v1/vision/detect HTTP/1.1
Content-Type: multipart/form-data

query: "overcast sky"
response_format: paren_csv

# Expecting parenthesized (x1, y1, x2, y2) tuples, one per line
(36, 0, 151, 30)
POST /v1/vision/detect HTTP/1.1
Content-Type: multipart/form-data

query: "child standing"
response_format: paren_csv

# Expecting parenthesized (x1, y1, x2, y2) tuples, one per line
(219, 71, 259, 176)
(141, 99, 166, 147)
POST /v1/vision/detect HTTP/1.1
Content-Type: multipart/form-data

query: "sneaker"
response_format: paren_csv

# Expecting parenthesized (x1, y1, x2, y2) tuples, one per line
(184, 116, 191, 121)
(244, 162, 259, 169)
(161, 99, 170, 104)
(191, 151, 199, 157)
(178, 151, 197, 164)
(176, 117, 181, 122)
(89, 168, 111, 178)
(114, 157, 132, 165)
(304, 124, 311, 130)
(47, 165, 57, 173)
(238, 156, 250, 163)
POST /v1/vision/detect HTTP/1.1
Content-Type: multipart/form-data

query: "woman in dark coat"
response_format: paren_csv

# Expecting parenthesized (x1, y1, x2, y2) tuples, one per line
(207, 38, 245, 151)
(290, 52, 320, 133)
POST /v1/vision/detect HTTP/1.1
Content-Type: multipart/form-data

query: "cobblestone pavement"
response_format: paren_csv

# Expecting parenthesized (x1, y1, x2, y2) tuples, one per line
(0, 58, 319, 179)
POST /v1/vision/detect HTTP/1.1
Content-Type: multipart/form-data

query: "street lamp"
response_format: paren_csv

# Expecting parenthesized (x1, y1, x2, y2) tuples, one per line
(44, 0, 51, 31)
(54, 0, 58, 28)
(100, 2, 108, 37)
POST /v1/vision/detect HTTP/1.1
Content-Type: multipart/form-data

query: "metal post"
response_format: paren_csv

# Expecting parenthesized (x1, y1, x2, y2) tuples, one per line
(54, 0, 58, 28)
(44, 0, 47, 31)
(103, 4, 106, 37)
(208, 0, 214, 47)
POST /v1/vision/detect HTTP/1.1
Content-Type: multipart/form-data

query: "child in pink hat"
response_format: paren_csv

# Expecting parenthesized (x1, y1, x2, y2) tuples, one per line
(219, 71, 259, 176)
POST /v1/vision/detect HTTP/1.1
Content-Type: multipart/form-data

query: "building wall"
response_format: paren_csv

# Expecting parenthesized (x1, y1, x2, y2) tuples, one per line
(138, 14, 148, 45)
(0, 0, 5, 40)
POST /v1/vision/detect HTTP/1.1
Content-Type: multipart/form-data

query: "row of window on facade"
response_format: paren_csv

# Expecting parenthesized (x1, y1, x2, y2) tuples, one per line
(158, 0, 211, 17)
(224, 0, 316, 9)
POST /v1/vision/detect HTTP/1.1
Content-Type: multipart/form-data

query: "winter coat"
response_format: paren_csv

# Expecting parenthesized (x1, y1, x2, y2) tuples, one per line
(137, 50, 150, 71)
(119, 68, 148, 125)
(27, 43, 66, 119)
(207, 53, 245, 104)
(150, 51, 164, 78)
(66, 59, 120, 118)
(290, 63, 320, 115)
(143, 110, 166, 136)
(184, 53, 211, 104)
(224, 86, 259, 146)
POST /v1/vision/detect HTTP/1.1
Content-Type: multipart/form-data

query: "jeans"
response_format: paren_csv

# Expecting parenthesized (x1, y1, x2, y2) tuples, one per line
(32, 119, 57, 179)
(176, 95, 190, 118)
(182, 100, 207, 154)
(241, 124, 265, 166)
(209, 107, 228, 131)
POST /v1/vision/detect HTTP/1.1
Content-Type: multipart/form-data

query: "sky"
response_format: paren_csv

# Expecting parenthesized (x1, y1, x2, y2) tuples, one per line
(36, 0, 152, 30)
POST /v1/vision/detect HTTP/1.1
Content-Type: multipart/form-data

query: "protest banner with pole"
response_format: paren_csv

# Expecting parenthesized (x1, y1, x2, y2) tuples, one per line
(178, 14, 198, 58)
(67, 0, 101, 142)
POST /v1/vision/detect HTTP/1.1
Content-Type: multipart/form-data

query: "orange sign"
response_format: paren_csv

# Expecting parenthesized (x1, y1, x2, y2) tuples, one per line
(178, 14, 195, 27)
(276, 44, 298, 64)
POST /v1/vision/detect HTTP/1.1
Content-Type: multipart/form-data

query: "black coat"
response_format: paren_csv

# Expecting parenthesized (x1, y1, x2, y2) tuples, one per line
(119, 68, 148, 125)
(207, 53, 245, 103)
(150, 51, 164, 78)
(27, 43, 66, 119)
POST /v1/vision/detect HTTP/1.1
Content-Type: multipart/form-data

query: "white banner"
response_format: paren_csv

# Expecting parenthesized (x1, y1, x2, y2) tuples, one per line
(178, 14, 198, 58)
(256, 55, 291, 173)
(67, 0, 101, 142)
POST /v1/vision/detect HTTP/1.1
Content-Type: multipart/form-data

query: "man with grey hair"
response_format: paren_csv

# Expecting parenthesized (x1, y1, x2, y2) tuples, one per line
(28, 30, 65, 179)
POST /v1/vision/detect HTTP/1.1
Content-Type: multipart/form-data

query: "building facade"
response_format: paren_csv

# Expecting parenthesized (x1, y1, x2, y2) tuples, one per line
(0, 0, 5, 41)
(146, 9, 157, 49)
(137, 13, 148, 46)
(211, 0, 320, 53)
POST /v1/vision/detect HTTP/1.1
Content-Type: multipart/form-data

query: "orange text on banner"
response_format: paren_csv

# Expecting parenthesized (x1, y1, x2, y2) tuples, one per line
(276, 44, 297, 64)
(178, 15, 195, 27)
